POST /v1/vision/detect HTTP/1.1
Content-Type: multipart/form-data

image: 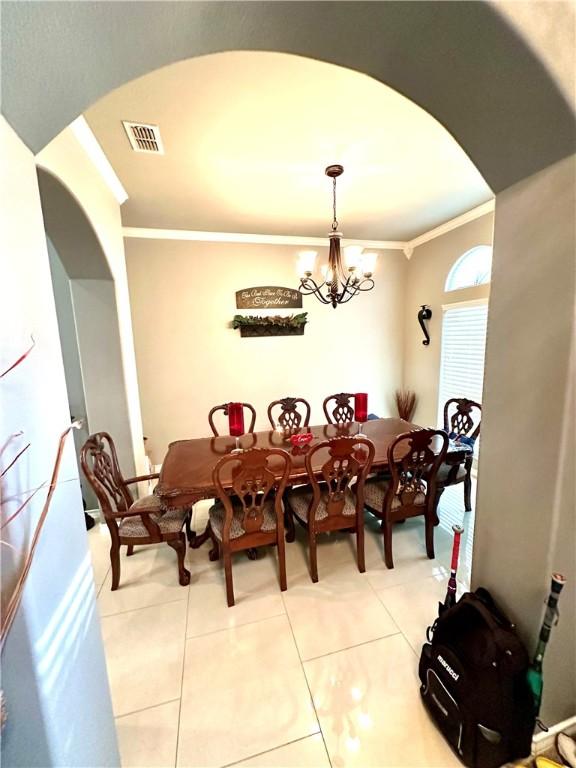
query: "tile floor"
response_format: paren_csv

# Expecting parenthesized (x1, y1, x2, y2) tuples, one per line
(88, 483, 475, 768)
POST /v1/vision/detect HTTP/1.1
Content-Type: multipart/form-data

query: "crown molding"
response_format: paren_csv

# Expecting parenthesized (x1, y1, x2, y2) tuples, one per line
(122, 227, 406, 250)
(69, 116, 128, 205)
(122, 200, 495, 256)
(406, 199, 495, 251)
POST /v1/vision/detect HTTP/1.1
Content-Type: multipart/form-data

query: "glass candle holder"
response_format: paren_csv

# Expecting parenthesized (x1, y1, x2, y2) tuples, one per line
(354, 393, 368, 438)
(228, 402, 245, 453)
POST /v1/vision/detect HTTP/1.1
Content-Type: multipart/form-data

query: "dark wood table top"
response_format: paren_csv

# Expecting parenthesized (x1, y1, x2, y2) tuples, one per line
(157, 418, 470, 509)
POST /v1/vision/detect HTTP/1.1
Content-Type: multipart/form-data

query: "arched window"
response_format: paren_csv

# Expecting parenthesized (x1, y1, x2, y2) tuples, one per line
(445, 245, 492, 292)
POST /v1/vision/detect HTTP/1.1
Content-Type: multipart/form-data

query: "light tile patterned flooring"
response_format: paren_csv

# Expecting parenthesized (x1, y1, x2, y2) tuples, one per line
(88, 483, 475, 768)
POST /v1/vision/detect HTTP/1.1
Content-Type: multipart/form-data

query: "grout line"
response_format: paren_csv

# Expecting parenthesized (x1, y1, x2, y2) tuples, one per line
(280, 591, 332, 768)
(301, 629, 402, 665)
(114, 697, 181, 721)
(221, 734, 326, 768)
(98, 594, 188, 620)
(174, 563, 193, 768)
(184, 608, 287, 643)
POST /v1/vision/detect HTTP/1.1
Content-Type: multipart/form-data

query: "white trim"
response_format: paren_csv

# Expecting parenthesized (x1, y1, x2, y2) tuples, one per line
(532, 714, 576, 755)
(69, 116, 129, 205)
(122, 227, 406, 250)
(122, 200, 495, 254)
(407, 200, 495, 251)
(441, 297, 489, 311)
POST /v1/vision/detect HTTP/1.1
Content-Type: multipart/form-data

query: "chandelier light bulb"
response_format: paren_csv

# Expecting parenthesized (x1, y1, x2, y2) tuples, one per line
(344, 245, 364, 271)
(360, 251, 378, 277)
(297, 250, 317, 276)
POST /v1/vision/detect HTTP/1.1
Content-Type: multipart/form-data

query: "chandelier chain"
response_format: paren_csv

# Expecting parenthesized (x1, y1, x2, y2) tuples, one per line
(332, 176, 338, 232)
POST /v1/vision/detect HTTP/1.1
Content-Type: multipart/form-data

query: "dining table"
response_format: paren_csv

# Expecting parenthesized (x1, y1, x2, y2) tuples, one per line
(156, 417, 472, 550)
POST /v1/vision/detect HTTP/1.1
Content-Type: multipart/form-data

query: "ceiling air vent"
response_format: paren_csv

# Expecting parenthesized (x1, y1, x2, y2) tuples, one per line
(122, 121, 164, 154)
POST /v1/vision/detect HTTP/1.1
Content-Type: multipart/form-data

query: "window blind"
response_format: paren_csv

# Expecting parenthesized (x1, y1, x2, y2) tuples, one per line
(437, 302, 488, 426)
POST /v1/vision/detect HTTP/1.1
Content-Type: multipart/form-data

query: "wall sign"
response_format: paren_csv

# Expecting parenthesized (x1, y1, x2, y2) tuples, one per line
(236, 286, 302, 310)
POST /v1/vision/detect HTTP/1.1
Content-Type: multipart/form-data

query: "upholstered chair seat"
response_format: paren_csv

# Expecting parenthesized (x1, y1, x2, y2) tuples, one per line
(288, 487, 358, 522)
(208, 499, 278, 541)
(436, 463, 467, 483)
(364, 479, 427, 511)
(119, 504, 189, 538)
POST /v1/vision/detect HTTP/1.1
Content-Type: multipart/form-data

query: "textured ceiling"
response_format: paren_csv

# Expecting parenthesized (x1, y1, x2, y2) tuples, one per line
(86, 52, 492, 240)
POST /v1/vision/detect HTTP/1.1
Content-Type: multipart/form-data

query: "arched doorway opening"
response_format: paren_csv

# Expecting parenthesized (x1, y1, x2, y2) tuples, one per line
(37, 168, 136, 513)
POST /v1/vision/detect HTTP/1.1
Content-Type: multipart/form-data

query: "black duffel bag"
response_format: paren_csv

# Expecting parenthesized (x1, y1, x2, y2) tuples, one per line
(419, 587, 535, 768)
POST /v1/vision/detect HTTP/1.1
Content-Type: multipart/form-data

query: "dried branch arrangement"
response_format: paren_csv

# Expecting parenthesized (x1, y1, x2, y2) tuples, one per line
(395, 389, 417, 422)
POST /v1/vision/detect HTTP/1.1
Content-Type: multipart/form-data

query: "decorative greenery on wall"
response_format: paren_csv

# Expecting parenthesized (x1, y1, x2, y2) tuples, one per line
(232, 313, 308, 337)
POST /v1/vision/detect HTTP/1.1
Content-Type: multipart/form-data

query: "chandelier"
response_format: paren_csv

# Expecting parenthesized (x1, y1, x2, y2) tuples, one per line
(297, 165, 377, 308)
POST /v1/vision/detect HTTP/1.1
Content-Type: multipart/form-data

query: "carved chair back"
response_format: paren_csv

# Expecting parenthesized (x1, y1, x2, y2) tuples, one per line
(80, 432, 133, 520)
(267, 397, 311, 430)
(443, 398, 482, 441)
(323, 393, 354, 425)
(212, 448, 291, 541)
(305, 437, 375, 524)
(208, 402, 257, 437)
(386, 429, 448, 517)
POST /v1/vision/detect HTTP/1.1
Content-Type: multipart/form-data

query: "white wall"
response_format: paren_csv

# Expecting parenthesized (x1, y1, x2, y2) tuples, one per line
(473, 155, 575, 725)
(403, 213, 494, 425)
(36, 128, 146, 477)
(0, 116, 119, 766)
(125, 238, 407, 463)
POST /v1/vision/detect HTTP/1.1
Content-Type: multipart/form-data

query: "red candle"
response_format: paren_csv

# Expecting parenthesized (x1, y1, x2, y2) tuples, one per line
(228, 402, 245, 437)
(354, 393, 368, 423)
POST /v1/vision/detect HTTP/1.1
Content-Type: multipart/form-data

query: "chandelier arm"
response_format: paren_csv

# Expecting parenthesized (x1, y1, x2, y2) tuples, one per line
(356, 278, 375, 292)
(299, 277, 326, 295)
(339, 284, 362, 303)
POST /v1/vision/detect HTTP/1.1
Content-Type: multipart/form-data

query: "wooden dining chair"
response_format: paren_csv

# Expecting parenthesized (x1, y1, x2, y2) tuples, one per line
(364, 429, 448, 569)
(208, 402, 257, 437)
(267, 397, 311, 430)
(208, 448, 291, 606)
(285, 436, 375, 582)
(323, 393, 354, 425)
(81, 432, 191, 590)
(438, 397, 482, 511)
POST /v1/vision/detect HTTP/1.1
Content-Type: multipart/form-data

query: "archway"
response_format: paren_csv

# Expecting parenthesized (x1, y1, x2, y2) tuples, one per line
(37, 168, 136, 506)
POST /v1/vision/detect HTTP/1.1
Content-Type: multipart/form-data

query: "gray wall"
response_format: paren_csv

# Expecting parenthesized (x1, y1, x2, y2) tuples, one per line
(71, 279, 135, 477)
(473, 155, 576, 724)
(2, 2, 574, 190)
(47, 239, 99, 509)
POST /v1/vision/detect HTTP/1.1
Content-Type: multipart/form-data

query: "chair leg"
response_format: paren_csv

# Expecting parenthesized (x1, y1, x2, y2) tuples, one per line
(168, 534, 191, 586)
(208, 522, 220, 561)
(223, 547, 234, 607)
(356, 516, 366, 574)
(308, 531, 319, 583)
(277, 530, 287, 592)
(110, 541, 121, 590)
(464, 462, 473, 511)
(284, 507, 296, 543)
(382, 519, 394, 569)
(126, 544, 134, 556)
(432, 486, 445, 525)
(425, 516, 435, 560)
(185, 509, 194, 545)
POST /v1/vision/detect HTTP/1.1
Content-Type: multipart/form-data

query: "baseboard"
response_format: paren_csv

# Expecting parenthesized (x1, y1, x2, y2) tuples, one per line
(533, 714, 576, 755)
